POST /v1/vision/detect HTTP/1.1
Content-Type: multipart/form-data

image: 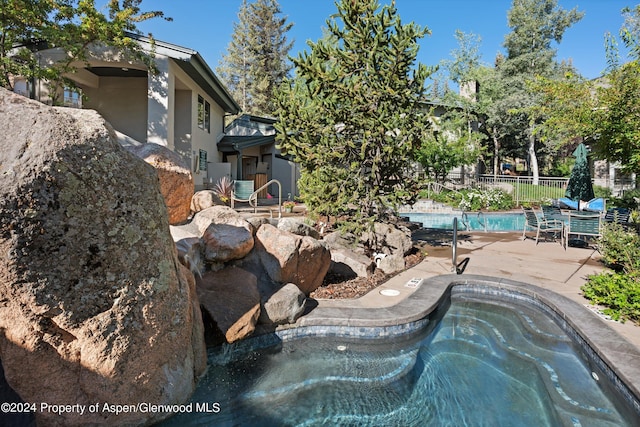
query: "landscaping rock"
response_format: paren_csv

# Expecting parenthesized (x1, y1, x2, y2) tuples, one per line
(329, 248, 376, 278)
(377, 253, 406, 275)
(190, 190, 217, 214)
(196, 267, 260, 343)
(259, 283, 306, 325)
(127, 142, 194, 225)
(0, 89, 204, 427)
(255, 224, 331, 295)
(277, 217, 320, 239)
(194, 206, 255, 263)
(175, 237, 205, 278)
(367, 222, 413, 257)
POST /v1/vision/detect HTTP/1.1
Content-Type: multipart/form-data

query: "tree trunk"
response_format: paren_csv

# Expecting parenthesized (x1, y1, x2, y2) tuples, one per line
(492, 132, 500, 178)
(528, 131, 539, 185)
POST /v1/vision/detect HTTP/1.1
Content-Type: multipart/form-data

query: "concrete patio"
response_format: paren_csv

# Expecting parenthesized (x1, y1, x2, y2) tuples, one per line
(326, 229, 640, 349)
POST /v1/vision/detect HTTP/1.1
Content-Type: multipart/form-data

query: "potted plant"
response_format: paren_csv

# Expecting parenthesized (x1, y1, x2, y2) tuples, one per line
(283, 200, 296, 213)
(213, 176, 232, 205)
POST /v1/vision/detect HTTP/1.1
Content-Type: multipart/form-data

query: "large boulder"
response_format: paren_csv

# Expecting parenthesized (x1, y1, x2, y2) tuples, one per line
(127, 142, 194, 225)
(190, 190, 217, 214)
(0, 89, 205, 426)
(277, 217, 320, 239)
(255, 224, 331, 295)
(259, 283, 306, 326)
(193, 206, 255, 264)
(196, 267, 260, 343)
(329, 248, 376, 278)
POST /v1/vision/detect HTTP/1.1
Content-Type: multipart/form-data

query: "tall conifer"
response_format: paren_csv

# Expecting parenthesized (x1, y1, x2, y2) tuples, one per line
(275, 0, 435, 250)
(217, 0, 292, 116)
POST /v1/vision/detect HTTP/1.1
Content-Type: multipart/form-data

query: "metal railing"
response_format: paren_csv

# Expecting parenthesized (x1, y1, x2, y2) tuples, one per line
(452, 217, 469, 274)
(232, 179, 283, 218)
(426, 175, 571, 205)
(474, 175, 569, 205)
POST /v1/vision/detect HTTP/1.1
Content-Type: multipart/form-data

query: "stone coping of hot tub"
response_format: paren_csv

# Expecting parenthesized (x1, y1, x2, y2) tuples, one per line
(279, 274, 640, 413)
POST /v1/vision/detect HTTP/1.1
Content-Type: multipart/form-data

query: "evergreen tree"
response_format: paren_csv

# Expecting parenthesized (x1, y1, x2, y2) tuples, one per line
(275, 0, 435, 250)
(217, 0, 293, 116)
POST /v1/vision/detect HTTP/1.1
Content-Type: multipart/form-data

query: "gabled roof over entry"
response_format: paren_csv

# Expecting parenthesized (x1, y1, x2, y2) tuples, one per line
(217, 134, 276, 153)
(218, 114, 277, 153)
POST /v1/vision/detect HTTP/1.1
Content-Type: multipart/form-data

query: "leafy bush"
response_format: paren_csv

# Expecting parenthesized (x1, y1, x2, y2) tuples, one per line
(581, 222, 640, 323)
(608, 188, 640, 210)
(597, 222, 640, 272)
(581, 272, 640, 323)
(424, 187, 514, 211)
(593, 185, 612, 200)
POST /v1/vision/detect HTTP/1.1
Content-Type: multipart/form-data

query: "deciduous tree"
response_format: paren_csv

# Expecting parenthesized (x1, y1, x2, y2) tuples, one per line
(0, 0, 168, 101)
(499, 0, 583, 183)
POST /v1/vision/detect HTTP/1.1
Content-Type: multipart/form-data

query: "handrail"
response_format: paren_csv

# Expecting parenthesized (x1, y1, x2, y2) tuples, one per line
(232, 179, 283, 218)
(461, 211, 469, 230)
(452, 216, 470, 274)
(254, 179, 282, 218)
(452, 217, 459, 273)
(477, 211, 487, 232)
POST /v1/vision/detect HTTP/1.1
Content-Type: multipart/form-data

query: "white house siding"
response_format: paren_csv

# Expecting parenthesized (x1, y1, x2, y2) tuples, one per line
(82, 76, 148, 144)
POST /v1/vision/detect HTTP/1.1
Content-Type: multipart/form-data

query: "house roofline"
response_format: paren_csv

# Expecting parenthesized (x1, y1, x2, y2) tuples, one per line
(127, 32, 240, 114)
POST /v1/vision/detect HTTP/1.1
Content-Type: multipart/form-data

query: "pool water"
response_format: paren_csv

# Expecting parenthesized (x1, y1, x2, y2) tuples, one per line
(159, 292, 637, 426)
(401, 212, 525, 231)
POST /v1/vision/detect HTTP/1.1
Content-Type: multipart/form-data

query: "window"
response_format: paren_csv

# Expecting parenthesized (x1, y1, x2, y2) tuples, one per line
(198, 95, 210, 132)
(63, 88, 82, 108)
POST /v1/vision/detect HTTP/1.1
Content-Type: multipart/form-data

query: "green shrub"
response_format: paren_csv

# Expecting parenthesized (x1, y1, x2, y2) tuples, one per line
(593, 185, 612, 200)
(424, 187, 515, 211)
(597, 222, 640, 272)
(581, 272, 640, 323)
(608, 189, 640, 209)
(582, 221, 640, 323)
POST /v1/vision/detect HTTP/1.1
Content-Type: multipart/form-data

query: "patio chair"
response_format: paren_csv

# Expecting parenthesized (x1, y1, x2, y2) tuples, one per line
(522, 206, 564, 245)
(604, 207, 631, 227)
(541, 205, 564, 222)
(231, 180, 258, 211)
(563, 212, 602, 250)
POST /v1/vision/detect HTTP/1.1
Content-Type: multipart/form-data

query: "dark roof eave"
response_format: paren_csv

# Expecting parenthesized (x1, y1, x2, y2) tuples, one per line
(218, 135, 276, 153)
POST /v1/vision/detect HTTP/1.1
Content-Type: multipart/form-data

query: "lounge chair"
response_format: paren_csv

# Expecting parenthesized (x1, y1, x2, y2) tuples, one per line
(522, 207, 564, 245)
(556, 197, 606, 213)
(541, 205, 564, 222)
(604, 207, 631, 226)
(231, 180, 258, 211)
(563, 211, 602, 249)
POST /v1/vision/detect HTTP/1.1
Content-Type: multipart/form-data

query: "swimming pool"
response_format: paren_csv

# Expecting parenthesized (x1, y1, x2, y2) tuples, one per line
(401, 211, 525, 231)
(159, 283, 640, 426)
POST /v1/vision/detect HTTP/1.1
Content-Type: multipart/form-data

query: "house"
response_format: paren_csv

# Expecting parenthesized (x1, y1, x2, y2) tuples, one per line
(217, 114, 299, 200)
(10, 33, 296, 195)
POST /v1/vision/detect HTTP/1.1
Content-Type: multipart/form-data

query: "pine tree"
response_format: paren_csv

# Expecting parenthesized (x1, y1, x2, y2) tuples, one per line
(217, 0, 293, 116)
(275, 0, 435, 250)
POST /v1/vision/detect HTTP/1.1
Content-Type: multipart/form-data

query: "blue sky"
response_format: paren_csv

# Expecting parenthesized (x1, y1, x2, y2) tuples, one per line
(136, 0, 634, 80)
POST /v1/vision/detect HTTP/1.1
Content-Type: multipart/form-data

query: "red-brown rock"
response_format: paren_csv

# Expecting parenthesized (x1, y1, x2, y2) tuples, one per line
(196, 267, 261, 343)
(0, 89, 205, 426)
(255, 224, 331, 295)
(128, 142, 194, 225)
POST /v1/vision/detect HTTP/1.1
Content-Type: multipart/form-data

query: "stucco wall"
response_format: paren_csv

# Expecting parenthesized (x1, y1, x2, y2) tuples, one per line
(83, 77, 148, 143)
